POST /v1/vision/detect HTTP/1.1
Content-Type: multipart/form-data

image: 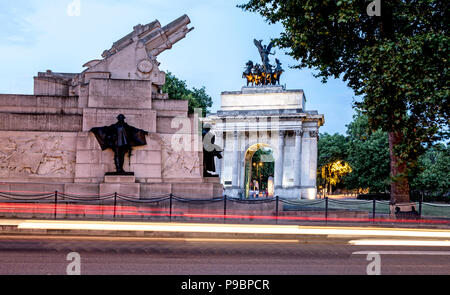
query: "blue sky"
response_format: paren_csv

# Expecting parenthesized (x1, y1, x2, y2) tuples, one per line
(0, 0, 357, 135)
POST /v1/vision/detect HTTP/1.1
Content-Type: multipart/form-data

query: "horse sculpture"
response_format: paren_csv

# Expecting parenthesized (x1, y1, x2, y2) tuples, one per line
(252, 64, 263, 86)
(243, 60, 254, 86)
(271, 58, 284, 85)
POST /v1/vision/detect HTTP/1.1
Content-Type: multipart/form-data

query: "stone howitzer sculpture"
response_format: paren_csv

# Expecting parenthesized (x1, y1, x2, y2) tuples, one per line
(242, 39, 284, 86)
(82, 14, 194, 86)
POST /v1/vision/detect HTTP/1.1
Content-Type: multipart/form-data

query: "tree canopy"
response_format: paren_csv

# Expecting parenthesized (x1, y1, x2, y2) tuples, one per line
(162, 72, 213, 116)
(411, 144, 450, 197)
(239, 0, 449, 203)
(318, 133, 348, 168)
(317, 133, 351, 193)
(344, 112, 391, 193)
(318, 112, 448, 197)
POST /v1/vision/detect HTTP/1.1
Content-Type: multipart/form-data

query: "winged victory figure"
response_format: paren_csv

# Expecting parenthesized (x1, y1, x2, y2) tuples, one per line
(253, 39, 275, 72)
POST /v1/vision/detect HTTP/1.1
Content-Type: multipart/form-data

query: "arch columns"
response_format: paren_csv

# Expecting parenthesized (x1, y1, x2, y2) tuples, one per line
(293, 129, 303, 187)
(300, 130, 318, 199)
(232, 130, 240, 189)
(274, 130, 285, 189)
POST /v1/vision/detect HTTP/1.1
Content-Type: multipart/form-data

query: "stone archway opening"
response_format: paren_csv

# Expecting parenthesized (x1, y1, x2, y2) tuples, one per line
(244, 143, 275, 198)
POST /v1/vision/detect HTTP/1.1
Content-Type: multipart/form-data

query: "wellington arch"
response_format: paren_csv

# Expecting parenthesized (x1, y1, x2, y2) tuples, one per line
(203, 85, 324, 199)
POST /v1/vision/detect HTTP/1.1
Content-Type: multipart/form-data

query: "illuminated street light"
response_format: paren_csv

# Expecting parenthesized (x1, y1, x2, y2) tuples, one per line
(252, 162, 264, 196)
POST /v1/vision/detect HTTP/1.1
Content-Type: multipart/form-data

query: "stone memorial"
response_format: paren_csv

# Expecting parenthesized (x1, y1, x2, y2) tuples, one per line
(0, 15, 223, 199)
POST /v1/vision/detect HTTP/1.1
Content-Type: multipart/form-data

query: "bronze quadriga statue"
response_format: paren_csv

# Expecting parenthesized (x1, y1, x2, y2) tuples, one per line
(242, 39, 284, 86)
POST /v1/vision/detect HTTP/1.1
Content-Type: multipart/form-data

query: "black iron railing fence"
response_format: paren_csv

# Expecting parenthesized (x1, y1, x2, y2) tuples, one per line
(0, 190, 449, 224)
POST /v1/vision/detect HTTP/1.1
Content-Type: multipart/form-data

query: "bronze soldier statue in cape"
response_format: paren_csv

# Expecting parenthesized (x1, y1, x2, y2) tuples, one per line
(90, 114, 149, 174)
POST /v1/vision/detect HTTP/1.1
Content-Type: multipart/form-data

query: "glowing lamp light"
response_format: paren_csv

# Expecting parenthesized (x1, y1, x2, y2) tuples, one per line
(267, 176, 274, 197)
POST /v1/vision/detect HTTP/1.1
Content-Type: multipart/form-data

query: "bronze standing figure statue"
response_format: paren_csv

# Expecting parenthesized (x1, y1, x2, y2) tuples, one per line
(90, 114, 149, 175)
(202, 128, 222, 177)
(253, 39, 275, 72)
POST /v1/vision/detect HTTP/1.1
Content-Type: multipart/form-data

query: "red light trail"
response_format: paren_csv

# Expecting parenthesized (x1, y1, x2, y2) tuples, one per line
(0, 202, 448, 225)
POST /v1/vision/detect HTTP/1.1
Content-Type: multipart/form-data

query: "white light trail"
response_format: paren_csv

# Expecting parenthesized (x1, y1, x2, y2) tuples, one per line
(16, 220, 450, 239)
(353, 250, 450, 255)
(349, 239, 450, 247)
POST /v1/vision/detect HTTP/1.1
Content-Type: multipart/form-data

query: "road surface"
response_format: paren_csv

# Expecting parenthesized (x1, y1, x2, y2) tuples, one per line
(0, 235, 449, 275)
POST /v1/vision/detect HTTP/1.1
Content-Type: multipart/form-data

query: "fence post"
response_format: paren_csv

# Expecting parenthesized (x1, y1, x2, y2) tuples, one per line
(113, 192, 117, 220)
(372, 198, 376, 223)
(419, 198, 422, 219)
(54, 191, 58, 219)
(169, 193, 173, 222)
(223, 195, 227, 223)
(325, 197, 328, 224)
(275, 196, 279, 224)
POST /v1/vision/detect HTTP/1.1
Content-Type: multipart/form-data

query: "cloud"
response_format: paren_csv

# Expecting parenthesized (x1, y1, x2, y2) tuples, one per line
(0, 1, 37, 46)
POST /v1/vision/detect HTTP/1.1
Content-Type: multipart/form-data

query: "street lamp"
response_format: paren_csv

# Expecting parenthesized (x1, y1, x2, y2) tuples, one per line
(252, 162, 257, 191)
(259, 162, 263, 196)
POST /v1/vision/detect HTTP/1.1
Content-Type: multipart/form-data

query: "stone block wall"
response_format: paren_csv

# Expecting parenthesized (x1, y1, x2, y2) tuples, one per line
(0, 77, 219, 198)
(153, 99, 188, 117)
(87, 78, 153, 109)
(82, 108, 156, 132)
(0, 94, 78, 109)
(0, 94, 82, 132)
(34, 76, 70, 96)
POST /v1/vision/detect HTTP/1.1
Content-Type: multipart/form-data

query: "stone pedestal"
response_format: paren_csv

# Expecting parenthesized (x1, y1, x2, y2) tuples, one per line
(100, 174, 140, 198)
(203, 177, 221, 184)
(104, 175, 136, 183)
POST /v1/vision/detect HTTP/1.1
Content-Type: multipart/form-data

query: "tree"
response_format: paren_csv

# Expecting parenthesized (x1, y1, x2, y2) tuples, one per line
(344, 112, 391, 193)
(411, 144, 450, 197)
(317, 133, 349, 194)
(162, 72, 213, 116)
(318, 133, 348, 168)
(239, 0, 449, 203)
(320, 160, 352, 194)
(317, 112, 447, 196)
